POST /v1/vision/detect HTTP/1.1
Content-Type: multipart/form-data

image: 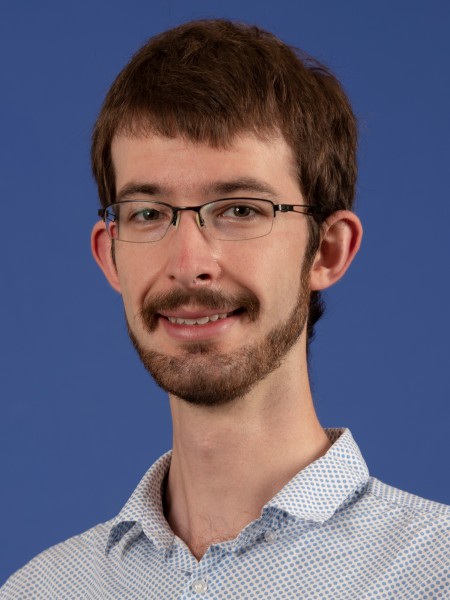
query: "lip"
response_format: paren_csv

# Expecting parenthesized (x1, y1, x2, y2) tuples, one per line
(158, 310, 241, 341)
(159, 307, 237, 319)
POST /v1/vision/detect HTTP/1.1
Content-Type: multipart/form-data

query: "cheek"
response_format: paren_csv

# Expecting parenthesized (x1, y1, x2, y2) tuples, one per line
(234, 241, 303, 315)
(115, 250, 159, 310)
(256, 232, 305, 283)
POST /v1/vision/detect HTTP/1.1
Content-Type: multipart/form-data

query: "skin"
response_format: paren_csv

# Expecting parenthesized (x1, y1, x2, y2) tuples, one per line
(92, 132, 363, 560)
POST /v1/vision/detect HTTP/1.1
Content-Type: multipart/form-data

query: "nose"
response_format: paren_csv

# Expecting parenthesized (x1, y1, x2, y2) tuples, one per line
(164, 210, 221, 288)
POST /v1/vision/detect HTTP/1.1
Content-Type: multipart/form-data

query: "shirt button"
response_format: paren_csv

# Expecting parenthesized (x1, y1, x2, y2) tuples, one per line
(264, 529, 278, 544)
(192, 579, 208, 594)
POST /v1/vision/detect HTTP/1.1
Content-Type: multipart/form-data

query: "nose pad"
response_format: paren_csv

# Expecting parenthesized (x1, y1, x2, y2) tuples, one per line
(196, 212, 205, 228)
(171, 212, 179, 227)
(172, 208, 205, 231)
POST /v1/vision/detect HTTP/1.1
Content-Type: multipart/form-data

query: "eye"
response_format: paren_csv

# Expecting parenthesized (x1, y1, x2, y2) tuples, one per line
(127, 207, 165, 223)
(221, 204, 260, 219)
(135, 208, 161, 221)
(206, 199, 272, 233)
(230, 206, 254, 217)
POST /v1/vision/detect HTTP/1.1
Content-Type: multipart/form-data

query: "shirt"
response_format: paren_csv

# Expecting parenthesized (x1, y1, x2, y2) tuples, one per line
(1, 429, 449, 599)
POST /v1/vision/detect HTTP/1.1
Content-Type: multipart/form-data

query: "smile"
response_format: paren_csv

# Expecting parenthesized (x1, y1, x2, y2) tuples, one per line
(157, 307, 249, 341)
(167, 313, 228, 325)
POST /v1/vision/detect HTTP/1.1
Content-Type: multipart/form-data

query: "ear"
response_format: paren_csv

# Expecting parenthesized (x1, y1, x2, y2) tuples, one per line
(91, 221, 122, 293)
(309, 211, 363, 291)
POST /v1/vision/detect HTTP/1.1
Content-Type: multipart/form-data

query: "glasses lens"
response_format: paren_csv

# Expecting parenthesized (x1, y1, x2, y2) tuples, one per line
(105, 201, 173, 242)
(202, 199, 274, 240)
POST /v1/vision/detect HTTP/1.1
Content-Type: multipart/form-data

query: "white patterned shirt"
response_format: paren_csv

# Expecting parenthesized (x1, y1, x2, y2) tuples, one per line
(1, 429, 449, 599)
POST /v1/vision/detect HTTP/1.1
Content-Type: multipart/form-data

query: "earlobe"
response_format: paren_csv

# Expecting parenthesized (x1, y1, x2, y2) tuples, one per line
(309, 211, 363, 291)
(91, 221, 122, 293)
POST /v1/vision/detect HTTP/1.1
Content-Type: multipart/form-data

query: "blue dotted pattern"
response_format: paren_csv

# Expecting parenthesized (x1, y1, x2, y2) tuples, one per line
(2, 429, 449, 598)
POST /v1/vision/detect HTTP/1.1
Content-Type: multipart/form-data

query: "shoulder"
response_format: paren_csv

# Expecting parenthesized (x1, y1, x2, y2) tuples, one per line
(0, 520, 113, 599)
(355, 477, 450, 560)
(1, 452, 171, 599)
(365, 476, 450, 520)
(328, 477, 450, 596)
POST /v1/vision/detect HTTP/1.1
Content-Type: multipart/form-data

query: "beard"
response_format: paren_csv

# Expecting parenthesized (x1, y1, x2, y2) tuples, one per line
(127, 263, 311, 407)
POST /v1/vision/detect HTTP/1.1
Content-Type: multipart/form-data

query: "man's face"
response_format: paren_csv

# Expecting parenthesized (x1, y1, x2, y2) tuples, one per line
(107, 132, 315, 405)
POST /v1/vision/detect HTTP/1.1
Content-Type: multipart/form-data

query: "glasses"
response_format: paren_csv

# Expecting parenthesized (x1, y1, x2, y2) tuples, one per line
(98, 198, 323, 243)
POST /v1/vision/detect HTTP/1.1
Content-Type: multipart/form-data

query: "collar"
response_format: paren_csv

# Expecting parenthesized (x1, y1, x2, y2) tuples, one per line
(106, 449, 174, 554)
(105, 428, 369, 554)
(265, 428, 369, 524)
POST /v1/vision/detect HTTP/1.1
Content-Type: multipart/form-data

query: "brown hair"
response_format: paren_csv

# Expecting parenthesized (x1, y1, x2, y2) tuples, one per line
(91, 19, 358, 347)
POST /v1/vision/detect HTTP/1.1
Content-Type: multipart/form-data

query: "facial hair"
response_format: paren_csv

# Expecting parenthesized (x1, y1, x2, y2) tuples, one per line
(127, 264, 311, 407)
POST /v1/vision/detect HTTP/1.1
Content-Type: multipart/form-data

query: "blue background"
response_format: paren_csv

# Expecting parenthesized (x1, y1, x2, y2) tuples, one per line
(1, 0, 449, 583)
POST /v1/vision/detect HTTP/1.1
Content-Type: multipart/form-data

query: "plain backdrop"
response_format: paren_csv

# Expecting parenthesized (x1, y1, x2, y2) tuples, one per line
(1, 0, 449, 583)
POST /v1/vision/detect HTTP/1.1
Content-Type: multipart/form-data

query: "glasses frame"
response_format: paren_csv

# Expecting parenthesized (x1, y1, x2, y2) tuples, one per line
(98, 198, 324, 243)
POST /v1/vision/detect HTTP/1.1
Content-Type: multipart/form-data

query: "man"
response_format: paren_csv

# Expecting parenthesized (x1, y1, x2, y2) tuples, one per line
(2, 19, 449, 599)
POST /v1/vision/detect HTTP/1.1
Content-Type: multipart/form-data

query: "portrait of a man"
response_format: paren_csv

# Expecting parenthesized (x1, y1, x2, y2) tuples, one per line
(1, 8, 449, 599)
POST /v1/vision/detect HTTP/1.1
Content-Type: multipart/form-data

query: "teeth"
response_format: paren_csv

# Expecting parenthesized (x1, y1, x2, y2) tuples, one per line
(167, 313, 230, 325)
(196, 316, 210, 325)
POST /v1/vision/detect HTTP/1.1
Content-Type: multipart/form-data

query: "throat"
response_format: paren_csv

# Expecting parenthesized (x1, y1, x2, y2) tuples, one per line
(164, 411, 331, 559)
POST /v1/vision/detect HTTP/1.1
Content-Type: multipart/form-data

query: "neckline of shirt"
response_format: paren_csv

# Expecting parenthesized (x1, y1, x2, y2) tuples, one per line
(105, 428, 369, 555)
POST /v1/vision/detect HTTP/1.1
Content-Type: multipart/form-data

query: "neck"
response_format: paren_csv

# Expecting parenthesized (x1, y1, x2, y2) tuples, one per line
(164, 352, 330, 560)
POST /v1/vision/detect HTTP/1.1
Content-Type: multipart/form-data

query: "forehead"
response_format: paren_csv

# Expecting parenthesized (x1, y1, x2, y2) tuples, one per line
(110, 133, 300, 199)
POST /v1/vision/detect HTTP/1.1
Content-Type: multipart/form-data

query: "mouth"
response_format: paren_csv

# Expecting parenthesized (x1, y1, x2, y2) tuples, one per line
(155, 307, 245, 342)
(160, 308, 244, 326)
(140, 288, 260, 336)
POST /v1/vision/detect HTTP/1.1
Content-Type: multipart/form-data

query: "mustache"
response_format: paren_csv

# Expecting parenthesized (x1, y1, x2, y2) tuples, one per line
(140, 288, 260, 332)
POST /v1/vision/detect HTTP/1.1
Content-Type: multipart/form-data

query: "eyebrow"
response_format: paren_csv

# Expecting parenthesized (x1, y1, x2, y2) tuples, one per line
(209, 178, 278, 197)
(116, 183, 161, 200)
(116, 177, 279, 201)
